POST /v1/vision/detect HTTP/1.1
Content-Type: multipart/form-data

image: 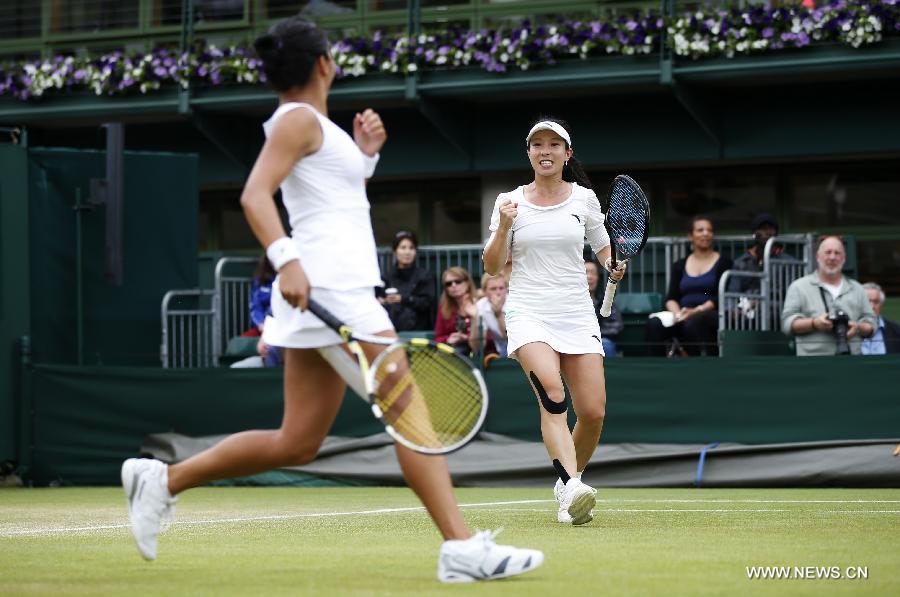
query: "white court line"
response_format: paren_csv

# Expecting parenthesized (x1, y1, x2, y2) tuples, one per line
(4, 498, 900, 538)
(489, 507, 900, 514)
(597, 499, 900, 504)
(0, 500, 549, 537)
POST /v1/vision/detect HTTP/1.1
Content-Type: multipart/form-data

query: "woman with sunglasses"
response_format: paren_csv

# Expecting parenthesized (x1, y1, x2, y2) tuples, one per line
(482, 117, 625, 527)
(434, 266, 478, 355)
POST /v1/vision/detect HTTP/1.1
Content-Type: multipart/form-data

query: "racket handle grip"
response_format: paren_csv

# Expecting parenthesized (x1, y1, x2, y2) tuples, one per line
(306, 299, 344, 334)
(599, 278, 618, 317)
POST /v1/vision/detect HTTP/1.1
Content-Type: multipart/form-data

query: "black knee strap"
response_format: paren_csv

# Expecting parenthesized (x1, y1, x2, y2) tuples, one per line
(552, 459, 571, 484)
(530, 370, 567, 415)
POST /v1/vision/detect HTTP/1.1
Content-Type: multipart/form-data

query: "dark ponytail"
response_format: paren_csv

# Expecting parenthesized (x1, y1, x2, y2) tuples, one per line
(253, 16, 330, 92)
(527, 116, 595, 193)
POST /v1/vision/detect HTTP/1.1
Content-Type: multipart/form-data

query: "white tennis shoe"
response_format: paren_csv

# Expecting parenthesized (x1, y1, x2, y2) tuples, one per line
(562, 478, 595, 526)
(554, 478, 573, 523)
(437, 529, 544, 583)
(121, 458, 177, 561)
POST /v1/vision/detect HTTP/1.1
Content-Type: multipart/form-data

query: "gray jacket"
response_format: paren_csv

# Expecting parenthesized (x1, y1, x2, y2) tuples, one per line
(781, 273, 876, 356)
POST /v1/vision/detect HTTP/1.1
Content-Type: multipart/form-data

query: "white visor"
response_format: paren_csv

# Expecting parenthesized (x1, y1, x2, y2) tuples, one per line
(525, 121, 572, 146)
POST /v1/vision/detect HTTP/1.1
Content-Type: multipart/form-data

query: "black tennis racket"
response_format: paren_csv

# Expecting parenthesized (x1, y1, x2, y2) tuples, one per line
(599, 175, 651, 317)
(306, 299, 488, 455)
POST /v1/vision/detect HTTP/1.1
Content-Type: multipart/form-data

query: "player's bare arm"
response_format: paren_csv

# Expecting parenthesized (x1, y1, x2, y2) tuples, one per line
(240, 108, 323, 309)
(484, 199, 517, 275)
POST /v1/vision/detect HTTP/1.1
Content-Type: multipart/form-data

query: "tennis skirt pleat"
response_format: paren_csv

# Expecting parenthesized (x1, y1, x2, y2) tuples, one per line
(263, 281, 394, 349)
(506, 308, 605, 358)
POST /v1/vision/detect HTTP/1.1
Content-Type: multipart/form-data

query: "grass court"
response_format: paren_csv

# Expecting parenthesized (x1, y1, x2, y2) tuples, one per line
(2, 486, 898, 595)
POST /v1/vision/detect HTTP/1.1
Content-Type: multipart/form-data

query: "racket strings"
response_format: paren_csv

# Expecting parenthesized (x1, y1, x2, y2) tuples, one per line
(607, 179, 648, 259)
(372, 345, 483, 450)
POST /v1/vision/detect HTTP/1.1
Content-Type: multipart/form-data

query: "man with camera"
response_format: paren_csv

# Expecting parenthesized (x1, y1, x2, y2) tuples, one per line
(781, 235, 876, 356)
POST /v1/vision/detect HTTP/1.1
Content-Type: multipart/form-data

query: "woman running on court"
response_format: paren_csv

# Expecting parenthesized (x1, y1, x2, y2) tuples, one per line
(483, 117, 625, 526)
(121, 16, 542, 583)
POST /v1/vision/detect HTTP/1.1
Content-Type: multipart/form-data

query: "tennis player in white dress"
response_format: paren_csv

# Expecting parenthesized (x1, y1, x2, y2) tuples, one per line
(483, 118, 626, 525)
(121, 15, 542, 583)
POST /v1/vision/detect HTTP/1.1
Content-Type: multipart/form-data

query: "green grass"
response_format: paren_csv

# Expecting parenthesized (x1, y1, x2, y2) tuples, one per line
(2, 487, 899, 596)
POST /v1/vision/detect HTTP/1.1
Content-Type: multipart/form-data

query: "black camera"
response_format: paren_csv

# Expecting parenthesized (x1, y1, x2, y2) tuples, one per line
(827, 309, 851, 355)
(454, 314, 469, 333)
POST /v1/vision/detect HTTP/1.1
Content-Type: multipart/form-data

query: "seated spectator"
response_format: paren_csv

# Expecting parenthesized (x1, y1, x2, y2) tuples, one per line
(378, 230, 435, 331)
(434, 266, 478, 356)
(861, 282, 900, 355)
(728, 212, 799, 292)
(727, 212, 798, 327)
(470, 272, 509, 359)
(781, 235, 875, 356)
(585, 259, 624, 357)
(233, 255, 281, 368)
(646, 216, 732, 356)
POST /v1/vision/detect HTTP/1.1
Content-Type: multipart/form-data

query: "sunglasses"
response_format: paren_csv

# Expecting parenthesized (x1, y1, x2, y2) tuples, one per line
(444, 279, 466, 288)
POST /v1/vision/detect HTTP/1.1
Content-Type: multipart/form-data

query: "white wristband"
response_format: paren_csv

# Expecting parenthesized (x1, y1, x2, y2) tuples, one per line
(266, 237, 300, 271)
(362, 152, 380, 178)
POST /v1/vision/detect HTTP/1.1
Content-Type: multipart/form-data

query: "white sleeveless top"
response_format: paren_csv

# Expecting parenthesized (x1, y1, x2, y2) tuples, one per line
(263, 102, 381, 290)
(486, 182, 610, 316)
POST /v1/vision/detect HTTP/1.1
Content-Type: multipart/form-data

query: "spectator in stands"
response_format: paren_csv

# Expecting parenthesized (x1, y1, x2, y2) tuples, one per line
(232, 255, 282, 368)
(727, 212, 798, 327)
(728, 212, 797, 293)
(861, 282, 900, 354)
(249, 255, 282, 367)
(585, 259, 624, 357)
(781, 235, 876, 356)
(646, 215, 732, 356)
(469, 272, 509, 359)
(434, 266, 478, 355)
(378, 230, 435, 331)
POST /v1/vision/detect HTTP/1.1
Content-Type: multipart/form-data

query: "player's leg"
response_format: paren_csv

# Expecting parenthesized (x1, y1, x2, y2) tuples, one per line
(355, 334, 469, 540)
(123, 347, 346, 560)
(560, 352, 607, 474)
(168, 348, 346, 492)
(357, 333, 543, 582)
(516, 342, 593, 525)
(515, 342, 575, 473)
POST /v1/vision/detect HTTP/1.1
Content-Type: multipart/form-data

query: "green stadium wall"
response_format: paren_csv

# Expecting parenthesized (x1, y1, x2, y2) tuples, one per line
(26, 148, 200, 366)
(0, 144, 30, 465)
(20, 355, 900, 486)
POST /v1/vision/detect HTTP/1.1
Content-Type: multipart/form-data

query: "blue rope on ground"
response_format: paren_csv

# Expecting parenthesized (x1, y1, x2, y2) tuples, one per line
(694, 442, 720, 487)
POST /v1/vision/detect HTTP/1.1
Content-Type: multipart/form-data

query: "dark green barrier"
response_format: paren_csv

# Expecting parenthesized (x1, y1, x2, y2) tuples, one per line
(28, 148, 198, 366)
(23, 355, 900, 485)
(0, 144, 30, 463)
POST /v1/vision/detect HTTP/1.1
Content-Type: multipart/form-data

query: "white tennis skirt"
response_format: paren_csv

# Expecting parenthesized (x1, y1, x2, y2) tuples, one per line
(262, 281, 393, 349)
(506, 307, 605, 359)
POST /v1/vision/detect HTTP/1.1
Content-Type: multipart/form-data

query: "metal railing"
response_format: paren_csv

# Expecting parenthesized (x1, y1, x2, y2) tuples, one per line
(162, 257, 256, 368)
(162, 234, 816, 367)
(0, 0, 672, 55)
(160, 288, 216, 368)
(214, 256, 258, 357)
(717, 234, 815, 335)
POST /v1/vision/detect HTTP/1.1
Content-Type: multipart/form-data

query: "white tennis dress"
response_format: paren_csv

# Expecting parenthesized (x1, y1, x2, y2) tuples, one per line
(261, 102, 392, 349)
(486, 183, 611, 358)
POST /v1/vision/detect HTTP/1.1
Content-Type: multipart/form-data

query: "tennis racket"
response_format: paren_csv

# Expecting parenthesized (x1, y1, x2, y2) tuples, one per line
(599, 174, 651, 317)
(306, 299, 488, 455)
